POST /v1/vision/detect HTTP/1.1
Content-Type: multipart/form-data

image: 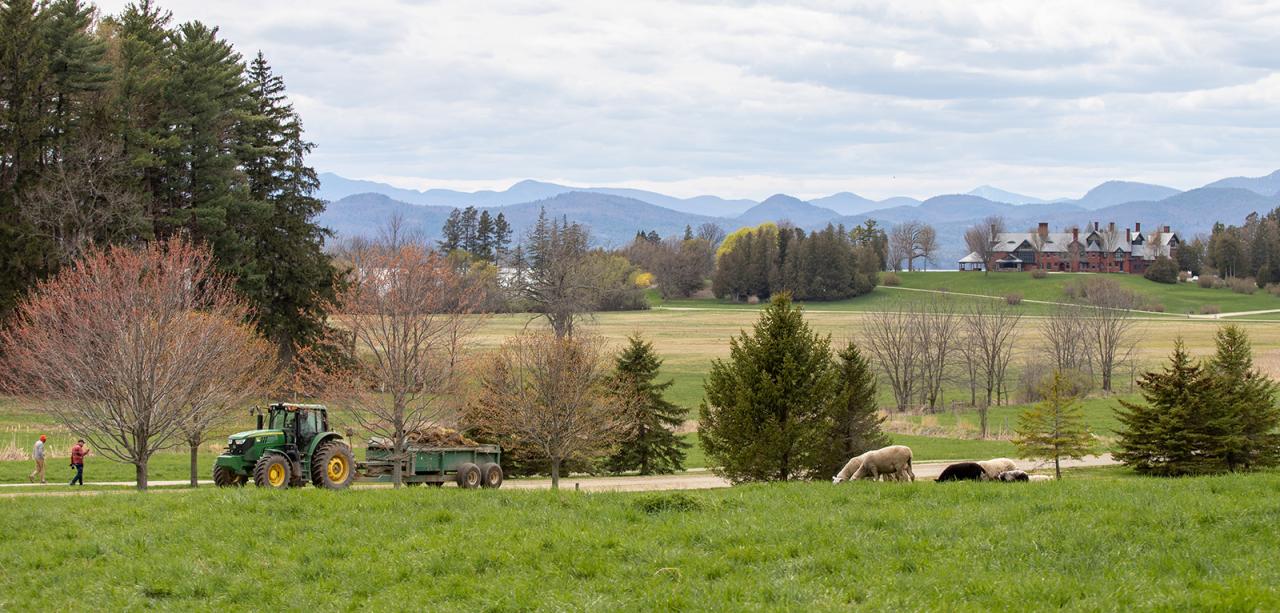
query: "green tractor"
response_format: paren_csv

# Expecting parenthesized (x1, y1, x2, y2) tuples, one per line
(213, 403, 355, 490)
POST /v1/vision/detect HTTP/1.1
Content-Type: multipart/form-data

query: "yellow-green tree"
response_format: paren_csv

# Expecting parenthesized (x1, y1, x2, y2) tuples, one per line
(1013, 370, 1095, 479)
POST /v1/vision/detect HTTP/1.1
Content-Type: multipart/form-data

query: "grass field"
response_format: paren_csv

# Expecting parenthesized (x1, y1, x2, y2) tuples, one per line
(2, 472, 1279, 609)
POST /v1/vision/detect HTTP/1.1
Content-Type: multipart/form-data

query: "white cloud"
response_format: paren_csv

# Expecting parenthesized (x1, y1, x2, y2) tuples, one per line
(91, 0, 1280, 200)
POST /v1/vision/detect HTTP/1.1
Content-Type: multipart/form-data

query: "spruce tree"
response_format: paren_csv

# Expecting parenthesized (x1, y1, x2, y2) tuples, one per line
(699, 293, 840, 482)
(1206, 325, 1280, 470)
(1115, 340, 1222, 475)
(816, 342, 890, 475)
(604, 334, 689, 475)
(493, 212, 512, 260)
(440, 209, 463, 252)
(237, 52, 340, 362)
(475, 209, 495, 261)
(1013, 370, 1096, 478)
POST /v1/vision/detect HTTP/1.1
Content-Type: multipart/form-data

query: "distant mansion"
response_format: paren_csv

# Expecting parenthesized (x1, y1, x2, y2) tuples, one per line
(958, 222, 1180, 274)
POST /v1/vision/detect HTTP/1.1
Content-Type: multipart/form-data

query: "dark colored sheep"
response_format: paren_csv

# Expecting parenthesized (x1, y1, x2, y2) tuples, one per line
(935, 462, 988, 482)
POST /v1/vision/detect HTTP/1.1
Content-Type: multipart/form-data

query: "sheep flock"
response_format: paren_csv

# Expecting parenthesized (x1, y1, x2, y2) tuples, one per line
(832, 447, 1055, 484)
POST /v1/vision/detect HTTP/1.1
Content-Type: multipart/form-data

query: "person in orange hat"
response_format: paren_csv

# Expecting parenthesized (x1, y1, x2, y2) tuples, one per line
(28, 435, 47, 484)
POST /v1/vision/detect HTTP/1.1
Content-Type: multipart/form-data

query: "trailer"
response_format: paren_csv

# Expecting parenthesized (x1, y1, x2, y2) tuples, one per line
(358, 440, 504, 488)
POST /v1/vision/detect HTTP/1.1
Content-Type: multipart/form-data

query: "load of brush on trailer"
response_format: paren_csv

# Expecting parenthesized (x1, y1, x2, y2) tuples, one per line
(361, 426, 502, 488)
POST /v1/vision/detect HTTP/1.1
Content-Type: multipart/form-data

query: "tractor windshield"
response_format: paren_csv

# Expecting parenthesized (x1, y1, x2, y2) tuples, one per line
(269, 409, 294, 432)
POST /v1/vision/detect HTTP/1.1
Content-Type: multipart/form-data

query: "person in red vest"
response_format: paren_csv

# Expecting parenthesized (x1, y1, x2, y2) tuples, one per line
(69, 439, 90, 486)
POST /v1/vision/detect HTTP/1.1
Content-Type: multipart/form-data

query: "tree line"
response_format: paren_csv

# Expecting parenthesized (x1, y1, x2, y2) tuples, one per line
(0, 0, 338, 362)
(711, 222, 882, 302)
(438, 206, 513, 262)
(1205, 207, 1280, 284)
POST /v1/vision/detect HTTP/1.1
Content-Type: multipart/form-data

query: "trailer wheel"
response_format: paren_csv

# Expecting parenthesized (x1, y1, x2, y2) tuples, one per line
(456, 462, 481, 489)
(480, 462, 503, 489)
(253, 454, 291, 489)
(310, 441, 355, 490)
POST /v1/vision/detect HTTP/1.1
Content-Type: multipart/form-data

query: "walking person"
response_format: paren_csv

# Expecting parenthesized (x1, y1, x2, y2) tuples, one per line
(69, 439, 89, 486)
(28, 435, 47, 484)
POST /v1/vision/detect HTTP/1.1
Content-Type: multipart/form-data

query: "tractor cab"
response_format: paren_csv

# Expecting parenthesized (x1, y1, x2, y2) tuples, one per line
(264, 403, 327, 450)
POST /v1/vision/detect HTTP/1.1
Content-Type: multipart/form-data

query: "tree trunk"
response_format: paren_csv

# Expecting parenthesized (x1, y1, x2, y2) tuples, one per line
(550, 458, 561, 490)
(979, 404, 989, 439)
(392, 445, 403, 489)
(1054, 455, 1061, 480)
(189, 443, 199, 487)
(136, 460, 148, 491)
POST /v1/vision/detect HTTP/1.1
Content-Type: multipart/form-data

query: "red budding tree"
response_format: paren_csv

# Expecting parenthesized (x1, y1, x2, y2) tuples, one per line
(0, 239, 277, 489)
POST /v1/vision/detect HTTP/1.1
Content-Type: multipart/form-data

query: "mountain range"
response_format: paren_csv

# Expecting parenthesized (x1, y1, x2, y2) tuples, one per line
(316, 170, 1280, 262)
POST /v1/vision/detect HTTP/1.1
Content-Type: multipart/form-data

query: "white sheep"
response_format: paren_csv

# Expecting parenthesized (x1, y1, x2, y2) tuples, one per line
(976, 458, 1017, 480)
(1028, 474, 1054, 482)
(832, 445, 914, 483)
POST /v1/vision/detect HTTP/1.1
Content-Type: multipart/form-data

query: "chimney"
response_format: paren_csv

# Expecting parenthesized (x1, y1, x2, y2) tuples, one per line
(1126, 228, 1131, 242)
(1037, 222, 1049, 237)
(1108, 222, 1116, 233)
(1093, 221, 1099, 231)
(1072, 227, 1079, 243)
(1163, 225, 1170, 233)
(1135, 222, 1141, 233)
(990, 223, 997, 237)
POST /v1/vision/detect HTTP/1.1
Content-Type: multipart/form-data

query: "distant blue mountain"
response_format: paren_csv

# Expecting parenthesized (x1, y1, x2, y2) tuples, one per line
(1202, 170, 1280, 197)
(1070, 181, 1182, 210)
(966, 185, 1048, 204)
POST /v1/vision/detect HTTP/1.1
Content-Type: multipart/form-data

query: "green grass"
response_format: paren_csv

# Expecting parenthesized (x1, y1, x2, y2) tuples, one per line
(3, 473, 1279, 609)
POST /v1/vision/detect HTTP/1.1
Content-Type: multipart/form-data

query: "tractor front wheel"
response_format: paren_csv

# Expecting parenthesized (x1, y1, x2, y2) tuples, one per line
(456, 462, 481, 489)
(480, 462, 503, 489)
(311, 441, 355, 490)
(213, 465, 246, 488)
(253, 455, 291, 489)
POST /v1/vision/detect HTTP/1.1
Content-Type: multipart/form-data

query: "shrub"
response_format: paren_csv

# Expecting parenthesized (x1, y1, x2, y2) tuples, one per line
(1141, 303, 1165, 313)
(1005, 293, 1023, 306)
(634, 492, 703, 514)
(1268, 284, 1280, 298)
(1200, 304, 1222, 315)
(1143, 256, 1178, 284)
(1031, 269, 1048, 279)
(1018, 362, 1093, 403)
(1178, 271, 1191, 283)
(882, 272, 901, 286)
(1197, 275, 1215, 289)
(1229, 277, 1257, 295)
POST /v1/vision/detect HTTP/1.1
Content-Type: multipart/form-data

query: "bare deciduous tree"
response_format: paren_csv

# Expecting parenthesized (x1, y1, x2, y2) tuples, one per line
(468, 333, 625, 488)
(964, 216, 1005, 275)
(306, 241, 484, 487)
(1042, 303, 1093, 374)
(19, 138, 145, 266)
(696, 222, 727, 249)
(914, 298, 961, 412)
(518, 211, 597, 337)
(0, 239, 276, 490)
(962, 300, 1022, 437)
(1082, 283, 1139, 392)
(889, 221, 938, 272)
(863, 307, 919, 411)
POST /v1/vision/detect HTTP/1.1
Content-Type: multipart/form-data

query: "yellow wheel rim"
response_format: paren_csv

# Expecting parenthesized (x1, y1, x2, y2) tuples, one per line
(267, 463, 286, 487)
(327, 455, 349, 482)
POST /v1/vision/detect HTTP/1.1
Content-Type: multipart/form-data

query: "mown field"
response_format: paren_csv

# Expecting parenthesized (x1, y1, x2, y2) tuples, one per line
(5, 272, 1279, 485)
(2, 472, 1279, 610)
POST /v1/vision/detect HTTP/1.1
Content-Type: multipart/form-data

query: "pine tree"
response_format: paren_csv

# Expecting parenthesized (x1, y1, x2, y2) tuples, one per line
(459, 206, 478, 253)
(683, 225, 693, 241)
(493, 212, 512, 260)
(1115, 340, 1221, 476)
(699, 293, 840, 482)
(475, 209, 495, 261)
(1013, 370, 1096, 478)
(604, 334, 689, 475)
(439, 208, 463, 252)
(237, 52, 339, 362)
(1206, 325, 1280, 470)
(816, 342, 889, 475)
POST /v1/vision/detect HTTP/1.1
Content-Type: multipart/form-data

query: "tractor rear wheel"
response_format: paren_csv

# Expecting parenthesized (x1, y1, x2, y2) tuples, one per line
(455, 462, 481, 489)
(479, 462, 503, 488)
(253, 455, 291, 489)
(311, 441, 355, 490)
(213, 465, 246, 487)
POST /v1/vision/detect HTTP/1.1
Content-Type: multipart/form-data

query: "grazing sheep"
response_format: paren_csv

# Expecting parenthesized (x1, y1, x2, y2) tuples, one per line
(976, 458, 1017, 479)
(935, 462, 987, 482)
(995, 470, 1029, 482)
(832, 445, 914, 483)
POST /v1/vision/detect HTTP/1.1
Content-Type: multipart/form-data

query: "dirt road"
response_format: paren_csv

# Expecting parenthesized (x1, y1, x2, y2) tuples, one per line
(0, 455, 1118, 498)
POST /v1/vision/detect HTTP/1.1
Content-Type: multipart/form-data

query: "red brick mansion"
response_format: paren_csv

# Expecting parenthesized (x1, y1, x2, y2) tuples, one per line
(958, 222, 1180, 274)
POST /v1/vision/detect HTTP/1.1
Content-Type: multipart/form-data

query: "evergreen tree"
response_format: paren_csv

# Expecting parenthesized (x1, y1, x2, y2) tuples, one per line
(475, 209, 495, 261)
(439, 208, 463, 252)
(1115, 340, 1223, 475)
(683, 224, 693, 241)
(459, 206, 478, 253)
(603, 334, 689, 475)
(816, 342, 890, 476)
(492, 212, 512, 260)
(1206, 325, 1280, 470)
(699, 293, 840, 482)
(237, 52, 339, 361)
(1013, 370, 1096, 478)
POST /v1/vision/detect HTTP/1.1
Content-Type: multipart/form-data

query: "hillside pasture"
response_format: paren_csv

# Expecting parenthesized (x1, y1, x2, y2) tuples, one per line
(2, 474, 1279, 609)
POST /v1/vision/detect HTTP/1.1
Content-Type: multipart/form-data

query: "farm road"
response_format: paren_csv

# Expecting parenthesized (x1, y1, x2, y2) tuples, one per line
(0, 455, 1117, 497)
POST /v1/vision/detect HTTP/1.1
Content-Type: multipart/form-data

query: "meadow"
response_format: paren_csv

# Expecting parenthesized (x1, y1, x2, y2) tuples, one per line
(5, 272, 1279, 485)
(2, 472, 1279, 610)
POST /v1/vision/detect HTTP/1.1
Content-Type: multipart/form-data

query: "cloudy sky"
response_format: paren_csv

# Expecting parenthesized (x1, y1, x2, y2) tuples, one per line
(97, 0, 1280, 200)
